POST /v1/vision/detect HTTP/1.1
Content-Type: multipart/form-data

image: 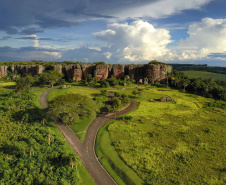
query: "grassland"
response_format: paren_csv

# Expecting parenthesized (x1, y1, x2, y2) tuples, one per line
(47, 85, 101, 102)
(182, 71, 226, 81)
(0, 82, 16, 88)
(96, 85, 226, 184)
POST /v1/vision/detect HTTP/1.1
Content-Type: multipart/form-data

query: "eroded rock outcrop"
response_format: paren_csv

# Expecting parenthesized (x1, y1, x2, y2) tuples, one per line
(112, 64, 124, 78)
(64, 64, 83, 81)
(94, 64, 108, 80)
(0, 62, 172, 83)
(146, 63, 172, 82)
(0, 66, 8, 77)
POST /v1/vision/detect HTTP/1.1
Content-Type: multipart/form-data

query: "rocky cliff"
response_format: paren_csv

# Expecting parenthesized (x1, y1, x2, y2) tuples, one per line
(0, 63, 172, 83)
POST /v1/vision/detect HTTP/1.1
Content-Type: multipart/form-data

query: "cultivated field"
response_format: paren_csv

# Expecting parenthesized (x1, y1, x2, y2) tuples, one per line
(182, 71, 226, 81)
(97, 85, 226, 184)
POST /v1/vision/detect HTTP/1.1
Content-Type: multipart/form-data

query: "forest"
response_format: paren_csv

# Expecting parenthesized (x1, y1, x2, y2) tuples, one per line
(0, 90, 80, 184)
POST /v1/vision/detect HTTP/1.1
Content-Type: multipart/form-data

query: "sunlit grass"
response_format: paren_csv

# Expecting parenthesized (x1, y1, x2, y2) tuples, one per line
(0, 82, 16, 88)
(182, 70, 226, 81)
(47, 86, 101, 102)
(98, 85, 226, 184)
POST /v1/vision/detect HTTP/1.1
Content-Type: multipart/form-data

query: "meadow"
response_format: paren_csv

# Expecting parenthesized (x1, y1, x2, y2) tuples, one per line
(96, 85, 226, 184)
(182, 71, 226, 81)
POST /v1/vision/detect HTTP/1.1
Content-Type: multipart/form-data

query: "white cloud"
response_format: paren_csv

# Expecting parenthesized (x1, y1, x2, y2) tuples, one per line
(94, 20, 173, 62)
(115, 0, 212, 19)
(26, 34, 39, 47)
(174, 18, 226, 60)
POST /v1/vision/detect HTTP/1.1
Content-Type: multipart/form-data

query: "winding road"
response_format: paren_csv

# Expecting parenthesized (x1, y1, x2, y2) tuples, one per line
(39, 88, 138, 185)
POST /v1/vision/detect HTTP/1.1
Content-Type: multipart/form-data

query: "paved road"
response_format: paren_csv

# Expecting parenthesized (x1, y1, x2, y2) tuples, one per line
(39, 88, 139, 185)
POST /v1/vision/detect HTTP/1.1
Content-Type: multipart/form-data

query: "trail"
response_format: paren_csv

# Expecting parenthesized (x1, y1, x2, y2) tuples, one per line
(39, 87, 138, 185)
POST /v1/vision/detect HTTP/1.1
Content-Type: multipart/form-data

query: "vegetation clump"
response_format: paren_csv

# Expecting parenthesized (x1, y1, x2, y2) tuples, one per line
(48, 94, 98, 125)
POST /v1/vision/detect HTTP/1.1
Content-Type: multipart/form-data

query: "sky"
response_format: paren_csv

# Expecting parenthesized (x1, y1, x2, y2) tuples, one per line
(0, 0, 226, 66)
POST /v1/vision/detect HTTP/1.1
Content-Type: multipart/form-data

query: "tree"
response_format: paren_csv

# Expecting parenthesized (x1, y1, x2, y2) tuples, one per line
(37, 70, 63, 87)
(182, 79, 190, 92)
(16, 75, 34, 92)
(48, 94, 98, 125)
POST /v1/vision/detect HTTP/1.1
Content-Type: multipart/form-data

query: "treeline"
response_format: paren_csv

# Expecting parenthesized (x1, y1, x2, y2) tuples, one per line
(170, 64, 226, 75)
(14, 70, 64, 92)
(168, 70, 226, 100)
(0, 61, 86, 66)
(0, 90, 79, 184)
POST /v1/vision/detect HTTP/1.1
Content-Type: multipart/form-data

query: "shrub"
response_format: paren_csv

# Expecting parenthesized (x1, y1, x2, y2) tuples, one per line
(101, 90, 108, 96)
(114, 92, 121, 97)
(132, 90, 138, 95)
(122, 96, 130, 105)
(100, 80, 109, 88)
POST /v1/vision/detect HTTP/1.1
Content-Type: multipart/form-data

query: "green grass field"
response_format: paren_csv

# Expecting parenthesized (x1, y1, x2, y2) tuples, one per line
(182, 71, 226, 81)
(96, 85, 226, 184)
(96, 121, 144, 185)
(47, 86, 101, 102)
(0, 82, 16, 88)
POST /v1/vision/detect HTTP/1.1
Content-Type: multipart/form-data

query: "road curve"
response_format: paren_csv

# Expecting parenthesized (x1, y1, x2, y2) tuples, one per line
(39, 87, 139, 185)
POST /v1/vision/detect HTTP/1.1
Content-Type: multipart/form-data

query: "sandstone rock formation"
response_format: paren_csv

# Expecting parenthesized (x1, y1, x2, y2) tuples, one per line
(94, 64, 108, 80)
(146, 63, 172, 82)
(0, 62, 172, 83)
(0, 66, 8, 77)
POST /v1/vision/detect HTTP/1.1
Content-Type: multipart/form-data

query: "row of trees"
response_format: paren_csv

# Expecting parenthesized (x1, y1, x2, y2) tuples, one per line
(15, 70, 64, 92)
(168, 70, 226, 100)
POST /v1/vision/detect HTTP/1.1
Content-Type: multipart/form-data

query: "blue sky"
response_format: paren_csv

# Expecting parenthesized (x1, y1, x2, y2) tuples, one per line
(0, 0, 226, 66)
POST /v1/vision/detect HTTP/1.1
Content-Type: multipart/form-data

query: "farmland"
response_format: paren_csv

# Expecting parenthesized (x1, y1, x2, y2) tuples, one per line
(182, 71, 226, 82)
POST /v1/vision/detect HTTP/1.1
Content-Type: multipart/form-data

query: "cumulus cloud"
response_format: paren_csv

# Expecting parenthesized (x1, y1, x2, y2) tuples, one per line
(94, 20, 173, 62)
(174, 18, 226, 60)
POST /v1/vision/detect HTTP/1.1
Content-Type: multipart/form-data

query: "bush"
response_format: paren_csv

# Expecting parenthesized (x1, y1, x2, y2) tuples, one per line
(101, 90, 108, 96)
(112, 97, 122, 109)
(100, 80, 109, 88)
(122, 96, 130, 105)
(132, 90, 138, 95)
(114, 92, 121, 97)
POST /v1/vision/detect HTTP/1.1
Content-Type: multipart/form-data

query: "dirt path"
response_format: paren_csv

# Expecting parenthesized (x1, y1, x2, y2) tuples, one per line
(39, 87, 139, 185)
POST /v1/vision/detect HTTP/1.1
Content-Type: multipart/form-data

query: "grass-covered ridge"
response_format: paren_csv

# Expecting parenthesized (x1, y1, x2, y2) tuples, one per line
(100, 85, 226, 184)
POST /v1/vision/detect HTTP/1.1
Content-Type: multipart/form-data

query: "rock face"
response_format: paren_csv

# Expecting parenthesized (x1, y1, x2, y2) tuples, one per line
(125, 65, 146, 80)
(0, 66, 8, 77)
(146, 63, 172, 82)
(112, 64, 124, 78)
(81, 64, 95, 79)
(94, 64, 108, 80)
(64, 64, 83, 81)
(0, 63, 172, 82)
